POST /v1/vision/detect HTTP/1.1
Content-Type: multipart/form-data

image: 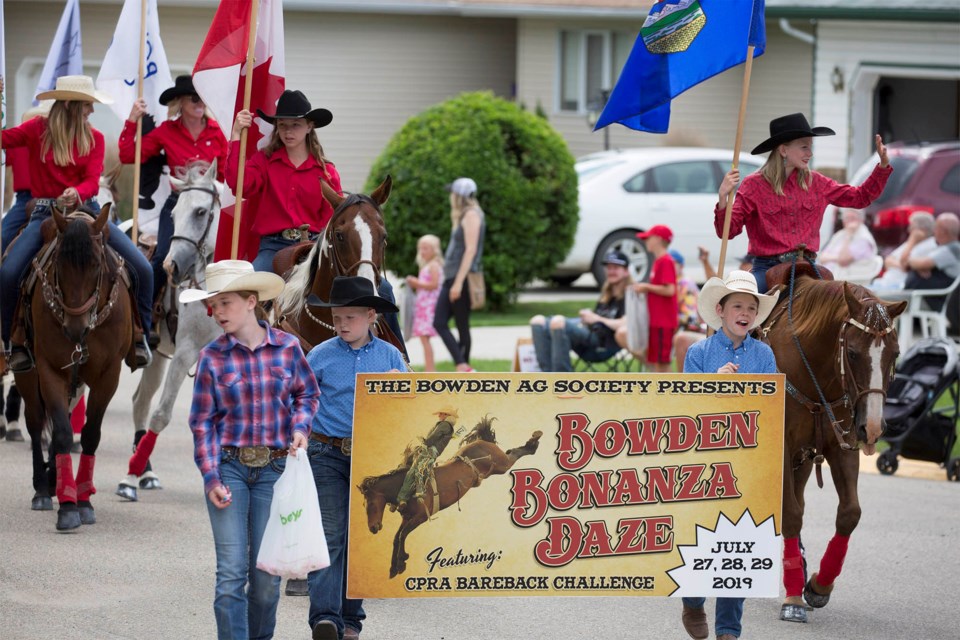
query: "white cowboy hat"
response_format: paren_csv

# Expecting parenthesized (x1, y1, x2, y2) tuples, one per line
(36, 75, 113, 104)
(697, 270, 780, 332)
(22, 100, 54, 122)
(179, 260, 286, 304)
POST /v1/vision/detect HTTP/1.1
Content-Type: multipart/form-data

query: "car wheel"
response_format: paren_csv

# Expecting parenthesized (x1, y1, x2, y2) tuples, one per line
(548, 275, 581, 288)
(592, 231, 652, 285)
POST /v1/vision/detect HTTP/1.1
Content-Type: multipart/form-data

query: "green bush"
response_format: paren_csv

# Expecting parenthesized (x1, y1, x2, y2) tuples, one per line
(366, 91, 578, 309)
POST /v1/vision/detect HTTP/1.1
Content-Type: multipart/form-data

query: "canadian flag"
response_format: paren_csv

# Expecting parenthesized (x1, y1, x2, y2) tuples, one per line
(193, 0, 285, 261)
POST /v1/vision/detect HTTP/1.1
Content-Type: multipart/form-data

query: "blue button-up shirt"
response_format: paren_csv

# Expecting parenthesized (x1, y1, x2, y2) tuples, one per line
(306, 332, 407, 438)
(683, 330, 777, 374)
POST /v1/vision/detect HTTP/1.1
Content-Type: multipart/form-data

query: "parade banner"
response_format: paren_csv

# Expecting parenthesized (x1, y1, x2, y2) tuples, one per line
(347, 373, 784, 598)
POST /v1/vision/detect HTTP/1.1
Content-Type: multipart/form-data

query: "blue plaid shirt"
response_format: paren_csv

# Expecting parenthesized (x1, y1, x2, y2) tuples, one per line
(683, 330, 777, 375)
(189, 323, 319, 493)
(306, 332, 407, 438)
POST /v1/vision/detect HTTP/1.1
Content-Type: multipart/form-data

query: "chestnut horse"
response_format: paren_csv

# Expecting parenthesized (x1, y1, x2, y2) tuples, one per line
(358, 417, 543, 578)
(760, 274, 906, 623)
(274, 176, 403, 352)
(14, 203, 132, 531)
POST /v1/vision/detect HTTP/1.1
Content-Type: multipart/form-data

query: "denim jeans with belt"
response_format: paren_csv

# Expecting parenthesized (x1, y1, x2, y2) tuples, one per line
(306, 438, 364, 637)
(1, 190, 32, 255)
(0, 200, 154, 343)
(682, 597, 744, 638)
(531, 318, 618, 372)
(206, 453, 286, 640)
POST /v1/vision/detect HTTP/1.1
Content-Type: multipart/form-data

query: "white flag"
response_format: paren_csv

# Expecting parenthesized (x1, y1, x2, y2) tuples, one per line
(96, 0, 173, 123)
(34, 0, 82, 103)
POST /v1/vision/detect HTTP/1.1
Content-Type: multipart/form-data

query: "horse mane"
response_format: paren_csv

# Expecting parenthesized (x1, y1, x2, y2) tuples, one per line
(461, 415, 497, 447)
(60, 214, 97, 269)
(275, 241, 321, 317)
(788, 277, 871, 341)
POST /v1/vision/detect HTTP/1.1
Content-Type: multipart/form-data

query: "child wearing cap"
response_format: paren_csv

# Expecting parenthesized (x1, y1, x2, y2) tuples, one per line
(303, 276, 407, 640)
(680, 270, 779, 640)
(183, 260, 320, 640)
(633, 225, 678, 372)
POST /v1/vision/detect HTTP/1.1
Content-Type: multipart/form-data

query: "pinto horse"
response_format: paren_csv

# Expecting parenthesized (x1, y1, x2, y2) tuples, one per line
(14, 203, 132, 531)
(358, 417, 543, 578)
(760, 273, 906, 623)
(274, 176, 403, 352)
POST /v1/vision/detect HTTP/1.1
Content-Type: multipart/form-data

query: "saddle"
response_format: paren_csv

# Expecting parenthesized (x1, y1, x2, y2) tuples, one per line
(765, 261, 833, 292)
(272, 240, 314, 279)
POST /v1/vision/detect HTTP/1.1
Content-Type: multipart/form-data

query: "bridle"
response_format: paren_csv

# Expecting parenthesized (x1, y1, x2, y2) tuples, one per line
(168, 185, 219, 288)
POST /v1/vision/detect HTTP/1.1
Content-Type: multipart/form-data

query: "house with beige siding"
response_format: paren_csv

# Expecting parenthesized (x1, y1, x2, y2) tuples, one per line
(4, 0, 958, 190)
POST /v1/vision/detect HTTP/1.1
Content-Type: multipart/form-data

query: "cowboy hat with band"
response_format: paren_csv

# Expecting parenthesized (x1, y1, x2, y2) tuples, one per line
(751, 112, 835, 156)
(697, 270, 780, 332)
(256, 90, 333, 128)
(36, 75, 113, 104)
(306, 276, 399, 314)
(179, 260, 286, 304)
(159, 75, 201, 106)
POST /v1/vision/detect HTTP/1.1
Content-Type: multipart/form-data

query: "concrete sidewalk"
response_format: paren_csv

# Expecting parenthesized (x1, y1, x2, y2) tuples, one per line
(406, 325, 529, 366)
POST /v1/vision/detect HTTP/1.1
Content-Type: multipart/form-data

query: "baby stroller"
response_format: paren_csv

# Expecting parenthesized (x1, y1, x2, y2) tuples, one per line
(877, 338, 960, 481)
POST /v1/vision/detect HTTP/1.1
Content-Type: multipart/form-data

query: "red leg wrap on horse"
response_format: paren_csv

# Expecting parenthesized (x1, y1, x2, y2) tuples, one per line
(55, 454, 77, 504)
(783, 537, 804, 597)
(817, 534, 850, 586)
(128, 429, 159, 477)
(76, 453, 96, 501)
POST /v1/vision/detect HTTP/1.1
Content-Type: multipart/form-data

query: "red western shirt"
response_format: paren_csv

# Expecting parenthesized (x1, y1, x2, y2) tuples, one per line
(1, 116, 104, 201)
(7, 147, 31, 192)
(225, 140, 342, 236)
(118, 117, 227, 182)
(648, 253, 679, 329)
(714, 164, 893, 257)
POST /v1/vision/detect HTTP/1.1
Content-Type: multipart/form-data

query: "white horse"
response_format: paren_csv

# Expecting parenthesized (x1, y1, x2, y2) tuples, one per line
(116, 161, 223, 501)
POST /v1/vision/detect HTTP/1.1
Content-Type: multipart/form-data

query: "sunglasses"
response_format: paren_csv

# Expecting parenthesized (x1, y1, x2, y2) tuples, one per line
(187, 94, 203, 104)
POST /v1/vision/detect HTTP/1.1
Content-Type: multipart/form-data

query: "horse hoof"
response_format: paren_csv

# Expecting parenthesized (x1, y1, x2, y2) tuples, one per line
(803, 577, 832, 609)
(115, 483, 139, 502)
(5, 427, 24, 442)
(779, 603, 807, 623)
(56, 505, 82, 531)
(139, 476, 162, 490)
(32, 495, 53, 511)
(78, 501, 96, 525)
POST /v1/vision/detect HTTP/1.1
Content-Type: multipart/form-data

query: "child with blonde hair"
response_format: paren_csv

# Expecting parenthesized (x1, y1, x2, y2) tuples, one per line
(405, 234, 444, 371)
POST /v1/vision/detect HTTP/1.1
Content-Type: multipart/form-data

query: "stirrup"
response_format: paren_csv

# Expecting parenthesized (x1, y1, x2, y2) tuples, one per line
(7, 346, 35, 373)
(133, 338, 153, 370)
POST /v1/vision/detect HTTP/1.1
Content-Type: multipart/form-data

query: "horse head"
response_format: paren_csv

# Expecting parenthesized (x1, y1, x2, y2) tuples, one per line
(358, 475, 389, 534)
(841, 283, 907, 453)
(164, 160, 220, 287)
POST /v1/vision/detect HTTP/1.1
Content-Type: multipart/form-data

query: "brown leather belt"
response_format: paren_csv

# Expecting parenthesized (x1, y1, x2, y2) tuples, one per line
(310, 431, 352, 456)
(221, 445, 287, 467)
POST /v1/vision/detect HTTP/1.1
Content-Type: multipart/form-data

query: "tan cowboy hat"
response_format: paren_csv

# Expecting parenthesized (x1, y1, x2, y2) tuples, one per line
(179, 260, 286, 304)
(433, 405, 459, 420)
(22, 100, 54, 122)
(36, 75, 113, 104)
(697, 270, 780, 332)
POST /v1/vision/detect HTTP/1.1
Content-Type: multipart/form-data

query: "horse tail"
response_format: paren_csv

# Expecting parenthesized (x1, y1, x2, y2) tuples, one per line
(275, 241, 320, 318)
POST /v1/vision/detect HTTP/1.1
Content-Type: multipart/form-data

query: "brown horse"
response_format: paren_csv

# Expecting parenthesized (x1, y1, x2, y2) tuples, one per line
(275, 176, 401, 351)
(358, 417, 543, 578)
(760, 274, 906, 623)
(14, 203, 132, 531)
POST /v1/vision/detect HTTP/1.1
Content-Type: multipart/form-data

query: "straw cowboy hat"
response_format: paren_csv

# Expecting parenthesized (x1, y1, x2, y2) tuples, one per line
(751, 112, 835, 155)
(256, 89, 332, 128)
(433, 405, 459, 420)
(697, 270, 780, 331)
(36, 75, 113, 104)
(306, 276, 399, 314)
(179, 260, 286, 304)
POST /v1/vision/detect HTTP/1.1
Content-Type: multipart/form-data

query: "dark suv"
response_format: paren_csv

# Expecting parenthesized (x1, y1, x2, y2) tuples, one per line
(848, 141, 960, 254)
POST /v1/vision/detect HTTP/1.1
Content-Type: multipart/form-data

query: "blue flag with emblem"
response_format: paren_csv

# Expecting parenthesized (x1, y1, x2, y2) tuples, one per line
(595, 0, 765, 133)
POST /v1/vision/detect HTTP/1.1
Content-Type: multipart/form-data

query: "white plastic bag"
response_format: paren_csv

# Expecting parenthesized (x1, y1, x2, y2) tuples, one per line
(400, 284, 415, 341)
(626, 287, 649, 354)
(256, 448, 330, 578)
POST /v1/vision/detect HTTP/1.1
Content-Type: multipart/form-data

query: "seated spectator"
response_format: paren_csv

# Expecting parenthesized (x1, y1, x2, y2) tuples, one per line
(530, 251, 630, 371)
(906, 212, 960, 309)
(819, 208, 880, 282)
(871, 211, 937, 291)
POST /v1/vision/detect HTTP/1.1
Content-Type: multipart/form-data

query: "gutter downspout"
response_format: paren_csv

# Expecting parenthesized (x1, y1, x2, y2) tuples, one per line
(779, 18, 815, 45)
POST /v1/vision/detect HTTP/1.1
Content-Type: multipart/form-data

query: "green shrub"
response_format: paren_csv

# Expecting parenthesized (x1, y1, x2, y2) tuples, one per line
(366, 91, 578, 309)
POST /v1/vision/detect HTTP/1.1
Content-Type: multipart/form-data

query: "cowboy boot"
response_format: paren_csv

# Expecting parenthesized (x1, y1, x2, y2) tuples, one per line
(125, 329, 153, 371)
(5, 332, 34, 374)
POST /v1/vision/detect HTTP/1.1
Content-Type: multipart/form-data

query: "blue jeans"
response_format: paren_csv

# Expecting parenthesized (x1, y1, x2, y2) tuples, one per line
(150, 192, 179, 296)
(1, 190, 32, 255)
(206, 454, 287, 640)
(307, 438, 364, 637)
(0, 201, 153, 343)
(253, 235, 302, 273)
(682, 597, 744, 638)
(750, 257, 780, 295)
(530, 318, 618, 372)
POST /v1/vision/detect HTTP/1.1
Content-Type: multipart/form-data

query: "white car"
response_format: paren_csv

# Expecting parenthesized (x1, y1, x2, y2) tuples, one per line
(554, 148, 762, 284)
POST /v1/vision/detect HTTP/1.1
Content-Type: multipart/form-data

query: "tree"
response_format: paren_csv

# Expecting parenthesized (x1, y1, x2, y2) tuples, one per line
(366, 91, 578, 309)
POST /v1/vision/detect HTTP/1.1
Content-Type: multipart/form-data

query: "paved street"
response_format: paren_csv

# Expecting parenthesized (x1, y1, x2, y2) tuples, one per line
(0, 366, 957, 640)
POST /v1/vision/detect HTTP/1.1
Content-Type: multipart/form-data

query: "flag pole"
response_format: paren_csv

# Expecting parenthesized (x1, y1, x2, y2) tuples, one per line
(231, 0, 261, 260)
(130, 0, 148, 245)
(716, 44, 757, 279)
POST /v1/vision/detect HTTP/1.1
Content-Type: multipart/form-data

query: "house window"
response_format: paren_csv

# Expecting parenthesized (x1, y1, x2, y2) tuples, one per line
(559, 30, 635, 113)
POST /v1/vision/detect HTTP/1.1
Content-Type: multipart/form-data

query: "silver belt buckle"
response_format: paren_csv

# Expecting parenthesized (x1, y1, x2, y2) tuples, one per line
(238, 446, 271, 467)
(281, 228, 299, 241)
(340, 437, 352, 456)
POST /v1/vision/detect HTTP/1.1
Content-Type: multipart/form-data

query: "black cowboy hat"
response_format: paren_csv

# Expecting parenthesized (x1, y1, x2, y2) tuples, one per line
(159, 75, 199, 106)
(306, 276, 398, 314)
(751, 113, 835, 155)
(256, 89, 333, 128)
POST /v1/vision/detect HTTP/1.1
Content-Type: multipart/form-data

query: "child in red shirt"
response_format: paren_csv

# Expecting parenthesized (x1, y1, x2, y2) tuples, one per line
(633, 225, 678, 372)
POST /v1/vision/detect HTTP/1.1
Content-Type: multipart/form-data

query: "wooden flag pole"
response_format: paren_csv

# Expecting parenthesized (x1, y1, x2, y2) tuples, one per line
(231, 0, 261, 260)
(716, 44, 757, 280)
(130, 0, 148, 245)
